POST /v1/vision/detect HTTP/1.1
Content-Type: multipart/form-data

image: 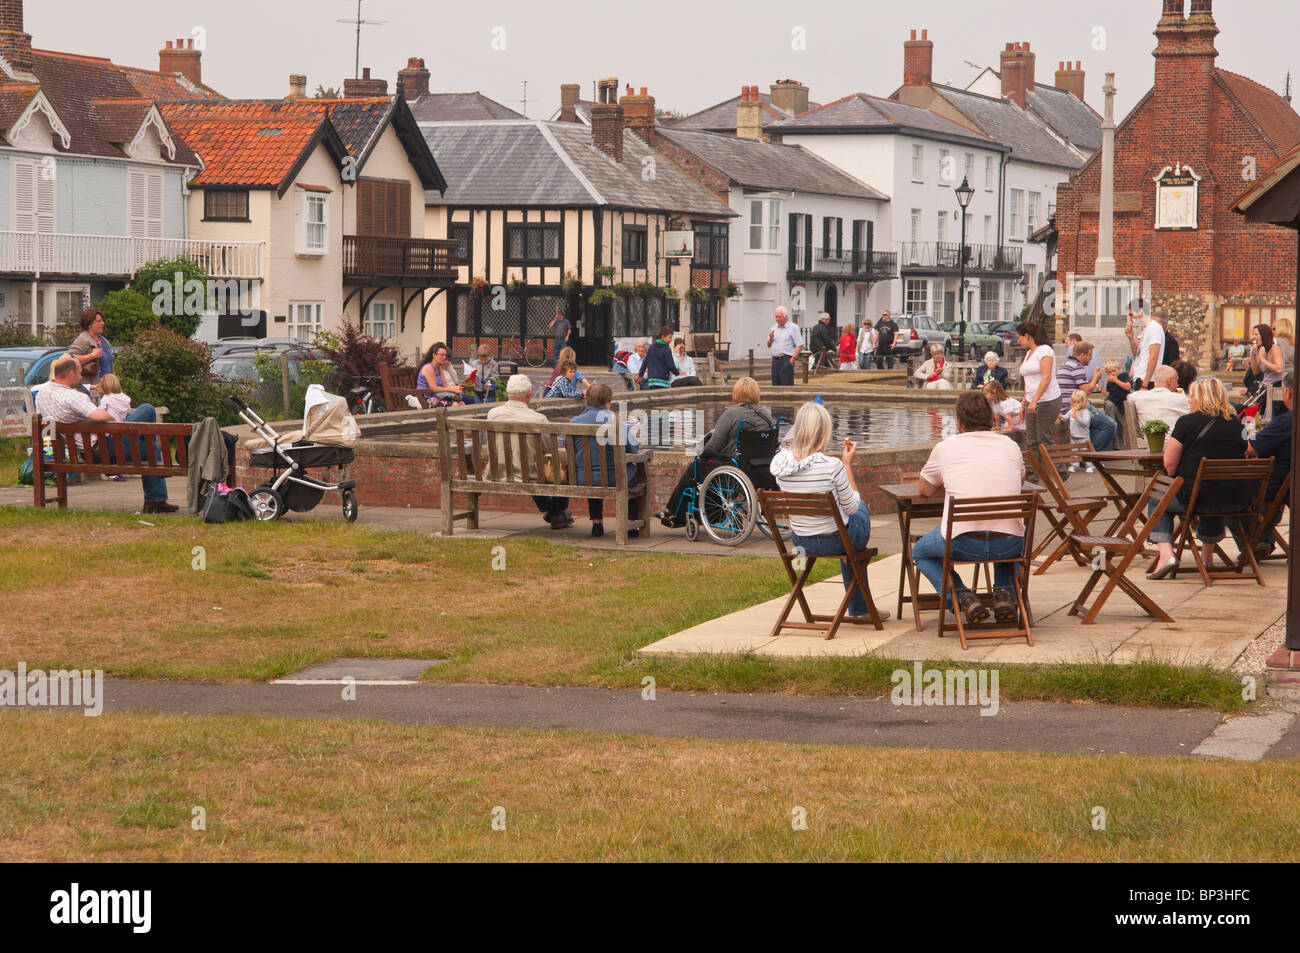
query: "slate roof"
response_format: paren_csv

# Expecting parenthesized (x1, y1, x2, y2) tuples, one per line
(770, 93, 1003, 150)
(668, 91, 808, 132)
(932, 84, 1084, 169)
(407, 91, 524, 122)
(1025, 83, 1102, 154)
(0, 50, 202, 164)
(419, 119, 734, 217)
(655, 127, 887, 200)
(1216, 69, 1300, 156)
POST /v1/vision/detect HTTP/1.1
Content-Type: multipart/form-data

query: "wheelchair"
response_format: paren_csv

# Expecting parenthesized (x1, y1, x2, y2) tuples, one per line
(679, 423, 792, 546)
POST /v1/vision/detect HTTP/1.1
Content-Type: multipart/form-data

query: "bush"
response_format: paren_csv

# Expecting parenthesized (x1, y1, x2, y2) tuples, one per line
(96, 288, 159, 347)
(115, 327, 237, 424)
(131, 256, 208, 339)
(312, 320, 401, 391)
(250, 352, 333, 420)
(0, 321, 40, 347)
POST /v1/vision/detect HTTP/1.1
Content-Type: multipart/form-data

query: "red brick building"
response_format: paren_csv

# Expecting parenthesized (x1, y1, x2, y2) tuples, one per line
(1054, 0, 1300, 363)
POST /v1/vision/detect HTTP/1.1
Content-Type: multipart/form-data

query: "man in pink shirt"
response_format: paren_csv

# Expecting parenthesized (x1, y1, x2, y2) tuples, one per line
(912, 391, 1026, 625)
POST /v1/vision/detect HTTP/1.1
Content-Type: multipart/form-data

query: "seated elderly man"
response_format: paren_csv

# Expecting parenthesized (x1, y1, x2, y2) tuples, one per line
(34, 354, 178, 513)
(913, 391, 1026, 626)
(1128, 364, 1190, 431)
(486, 374, 573, 530)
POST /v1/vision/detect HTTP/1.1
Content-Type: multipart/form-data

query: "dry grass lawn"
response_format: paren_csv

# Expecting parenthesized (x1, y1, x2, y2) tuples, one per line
(2, 711, 1296, 862)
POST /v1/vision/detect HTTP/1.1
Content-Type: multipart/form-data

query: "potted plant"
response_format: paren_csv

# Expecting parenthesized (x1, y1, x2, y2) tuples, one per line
(633, 281, 657, 298)
(612, 282, 634, 298)
(720, 280, 741, 298)
(507, 277, 527, 294)
(562, 271, 582, 293)
(468, 276, 489, 299)
(590, 288, 615, 306)
(661, 286, 680, 300)
(594, 266, 615, 283)
(1140, 419, 1170, 453)
(685, 286, 708, 303)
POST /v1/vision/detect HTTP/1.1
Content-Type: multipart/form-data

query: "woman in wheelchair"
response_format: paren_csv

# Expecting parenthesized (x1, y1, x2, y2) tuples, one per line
(657, 376, 776, 528)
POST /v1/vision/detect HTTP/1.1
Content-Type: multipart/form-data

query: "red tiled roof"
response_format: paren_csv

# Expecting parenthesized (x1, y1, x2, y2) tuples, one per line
(160, 101, 331, 187)
(1216, 69, 1300, 157)
(0, 83, 38, 138)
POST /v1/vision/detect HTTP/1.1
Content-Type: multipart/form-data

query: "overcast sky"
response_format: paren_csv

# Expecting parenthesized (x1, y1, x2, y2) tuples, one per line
(30, 0, 1296, 121)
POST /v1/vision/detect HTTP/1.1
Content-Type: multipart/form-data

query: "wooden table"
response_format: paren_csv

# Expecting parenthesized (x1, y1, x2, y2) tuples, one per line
(879, 482, 943, 631)
(1080, 449, 1164, 536)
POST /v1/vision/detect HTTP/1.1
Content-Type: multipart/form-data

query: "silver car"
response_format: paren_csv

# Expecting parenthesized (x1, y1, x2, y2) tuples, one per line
(892, 313, 950, 359)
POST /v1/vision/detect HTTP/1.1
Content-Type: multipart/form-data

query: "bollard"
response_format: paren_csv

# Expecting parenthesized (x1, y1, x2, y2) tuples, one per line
(280, 352, 291, 416)
(748, 348, 754, 379)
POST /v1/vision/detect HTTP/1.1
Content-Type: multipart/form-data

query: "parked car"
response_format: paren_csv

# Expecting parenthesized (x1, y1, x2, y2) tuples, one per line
(988, 322, 1020, 347)
(211, 350, 328, 388)
(892, 314, 950, 359)
(0, 346, 65, 391)
(942, 321, 1004, 360)
(211, 337, 314, 359)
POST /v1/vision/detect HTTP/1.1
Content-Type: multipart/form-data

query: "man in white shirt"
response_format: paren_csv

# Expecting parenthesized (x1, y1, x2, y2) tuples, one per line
(767, 307, 803, 386)
(1128, 364, 1190, 431)
(625, 339, 648, 377)
(1126, 299, 1166, 390)
(913, 391, 1026, 625)
(486, 374, 572, 529)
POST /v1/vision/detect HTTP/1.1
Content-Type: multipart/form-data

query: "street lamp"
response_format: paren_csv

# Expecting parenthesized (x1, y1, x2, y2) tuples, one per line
(955, 176, 975, 360)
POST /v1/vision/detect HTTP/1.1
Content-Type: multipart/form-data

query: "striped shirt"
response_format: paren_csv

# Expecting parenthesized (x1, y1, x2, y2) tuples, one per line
(769, 449, 860, 536)
(1055, 357, 1091, 409)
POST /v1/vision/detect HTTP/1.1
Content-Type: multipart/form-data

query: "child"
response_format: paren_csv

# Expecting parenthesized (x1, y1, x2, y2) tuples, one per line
(838, 325, 857, 369)
(471, 343, 500, 403)
(1066, 389, 1096, 472)
(1103, 359, 1131, 408)
(983, 380, 1024, 432)
(96, 374, 131, 481)
(545, 360, 588, 399)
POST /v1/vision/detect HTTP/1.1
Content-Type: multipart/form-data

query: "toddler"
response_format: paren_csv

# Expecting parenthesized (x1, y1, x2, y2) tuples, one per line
(1066, 389, 1095, 472)
(96, 374, 132, 481)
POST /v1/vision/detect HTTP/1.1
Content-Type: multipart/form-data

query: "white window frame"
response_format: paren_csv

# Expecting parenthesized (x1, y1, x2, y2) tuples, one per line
(938, 148, 952, 186)
(936, 210, 946, 243)
(297, 191, 329, 256)
(767, 199, 781, 251)
(983, 215, 993, 244)
(748, 198, 782, 252)
(980, 282, 1000, 323)
(364, 299, 397, 341)
(128, 168, 163, 239)
(1009, 190, 1024, 242)
(910, 208, 921, 243)
(964, 152, 974, 185)
(854, 287, 867, 324)
(904, 278, 928, 315)
(1027, 191, 1042, 237)
(288, 300, 323, 342)
(748, 200, 764, 251)
(911, 144, 924, 183)
(984, 156, 994, 191)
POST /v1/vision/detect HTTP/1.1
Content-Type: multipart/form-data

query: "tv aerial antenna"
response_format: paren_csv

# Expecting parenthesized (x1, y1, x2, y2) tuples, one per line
(337, 0, 387, 80)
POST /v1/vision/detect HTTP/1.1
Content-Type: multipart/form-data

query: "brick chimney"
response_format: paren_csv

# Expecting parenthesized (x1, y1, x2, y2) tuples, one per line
(769, 78, 809, 115)
(737, 85, 764, 139)
(0, 0, 31, 73)
(397, 57, 430, 101)
(343, 67, 389, 98)
(1154, 0, 1217, 99)
(590, 78, 624, 161)
(559, 83, 581, 122)
(903, 29, 933, 87)
(620, 85, 656, 145)
(287, 73, 307, 99)
(1055, 60, 1085, 101)
(1000, 41, 1035, 107)
(159, 37, 202, 88)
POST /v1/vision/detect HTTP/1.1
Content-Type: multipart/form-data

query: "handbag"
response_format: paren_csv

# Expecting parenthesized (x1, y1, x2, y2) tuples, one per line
(202, 482, 255, 523)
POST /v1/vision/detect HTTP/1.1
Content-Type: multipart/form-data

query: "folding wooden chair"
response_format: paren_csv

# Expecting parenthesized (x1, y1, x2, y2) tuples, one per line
(756, 490, 884, 639)
(1169, 457, 1275, 586)
(1027, 443, 1109, 574)
(1247, 474, 1290, 563)
(1068, 473, 1183, 624)
(934, 494, 1038, 650)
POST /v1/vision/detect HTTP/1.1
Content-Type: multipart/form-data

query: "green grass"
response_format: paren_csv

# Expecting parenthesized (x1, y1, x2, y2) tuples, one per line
(0, 437, 27, 487)
(0, 507, 1253, 710)
(1, 711, 1296, 861)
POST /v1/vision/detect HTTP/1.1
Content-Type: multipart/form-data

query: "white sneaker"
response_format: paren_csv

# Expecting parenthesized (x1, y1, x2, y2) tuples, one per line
(1084, 463, 1096, 473)
(1067, 463, 1079, 473)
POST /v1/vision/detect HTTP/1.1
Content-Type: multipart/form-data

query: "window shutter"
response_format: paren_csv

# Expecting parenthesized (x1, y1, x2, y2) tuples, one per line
(13, 159, 35, 231)
(357, 180, 375, 236)
(803, 215, 812, 271)
(788, 213, 798, 270)
(128, 170, 146, 237)
(821, 217, 830, 255)
(865, 220, 874, 258)
(146, 172, 163, 238)
(835, 219, 843, 258)
(397, 183, 411, 238)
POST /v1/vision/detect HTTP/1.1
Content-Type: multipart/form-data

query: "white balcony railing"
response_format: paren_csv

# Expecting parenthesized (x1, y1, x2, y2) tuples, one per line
(0, 232, 265, 281)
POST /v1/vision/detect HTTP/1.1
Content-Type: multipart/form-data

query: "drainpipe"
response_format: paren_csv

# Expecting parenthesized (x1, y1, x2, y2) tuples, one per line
(997, 150, 1007, 313)
(31, 277, 38, 338)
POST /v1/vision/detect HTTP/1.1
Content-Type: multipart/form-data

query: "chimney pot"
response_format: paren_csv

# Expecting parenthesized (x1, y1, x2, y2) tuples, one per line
(165, 40, 173, 49)
(921, 29, 927, 39)
(910, 29, 917, 40)
(159, 32, 202, 87)
(362, 67, 371, 79)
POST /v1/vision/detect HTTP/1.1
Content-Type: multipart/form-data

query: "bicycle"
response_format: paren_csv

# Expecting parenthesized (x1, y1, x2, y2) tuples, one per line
(349, 376, 384, 415)
(497, 339, 548, 368)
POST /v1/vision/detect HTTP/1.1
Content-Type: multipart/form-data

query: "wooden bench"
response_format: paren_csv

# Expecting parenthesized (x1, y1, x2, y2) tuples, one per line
(688, 332, 729, 362)
(30, 414, 192, 508)
(379, 362, 423, 412)
(435, 409, 653, 545)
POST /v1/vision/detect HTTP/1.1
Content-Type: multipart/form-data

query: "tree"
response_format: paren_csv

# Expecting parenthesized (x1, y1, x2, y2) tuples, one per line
(131, 256, 208, 338)
(314, 84, 341, 99)
(95, 288, 159, 346)
(115, 327, 236, 424)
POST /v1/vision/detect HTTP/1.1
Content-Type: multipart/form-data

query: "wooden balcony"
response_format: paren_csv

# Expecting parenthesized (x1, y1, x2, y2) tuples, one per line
(342, 235, 460, 285)
(898, 241, 1023, 276)
(0, 232, 265, 280)
(788, 246, 897, 282)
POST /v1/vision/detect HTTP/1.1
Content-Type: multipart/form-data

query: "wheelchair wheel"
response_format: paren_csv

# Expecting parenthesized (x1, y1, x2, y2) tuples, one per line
(698, 465, 757, 546)
(756, 512, 791, 541)
(684, 515, 698, 542)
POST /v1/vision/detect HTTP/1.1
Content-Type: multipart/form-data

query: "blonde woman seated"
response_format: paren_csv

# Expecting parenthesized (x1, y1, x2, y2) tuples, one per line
(913, 344, 953, 390)
(770, 402, 889, 621)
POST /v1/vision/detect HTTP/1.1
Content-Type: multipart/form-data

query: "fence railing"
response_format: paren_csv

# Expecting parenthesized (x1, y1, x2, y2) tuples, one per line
(898, 241, 1023, 274)
(0, 232, 266, 280)
(342, 235, 460, 281)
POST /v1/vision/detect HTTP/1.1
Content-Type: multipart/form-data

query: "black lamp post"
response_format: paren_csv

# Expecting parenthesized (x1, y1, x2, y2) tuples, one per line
(955, 176, 975, 360)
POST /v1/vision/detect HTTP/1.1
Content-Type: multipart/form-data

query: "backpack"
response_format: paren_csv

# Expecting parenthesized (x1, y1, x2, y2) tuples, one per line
(613, 349, 632, 367)
(202, 483, 255, 523)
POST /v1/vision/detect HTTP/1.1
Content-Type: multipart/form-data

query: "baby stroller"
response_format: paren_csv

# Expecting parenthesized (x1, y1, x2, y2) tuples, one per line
(228, 390, 359, 523)
(678, 420, 791, 546)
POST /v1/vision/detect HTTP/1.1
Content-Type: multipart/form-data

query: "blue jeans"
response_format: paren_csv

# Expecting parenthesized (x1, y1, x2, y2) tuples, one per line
(791, 500, 872, 617)
(912, 526, 1023, 608)
(860, 350, 873, 369)
(1148, 494, 1224, 545)
(1089, 410, 1117, 451)
(95, 403, 168, 503)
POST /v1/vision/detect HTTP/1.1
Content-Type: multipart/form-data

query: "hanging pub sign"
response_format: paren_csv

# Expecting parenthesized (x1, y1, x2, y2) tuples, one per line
(664, 231, 694, 258)
(1153, 163, 1200, 231)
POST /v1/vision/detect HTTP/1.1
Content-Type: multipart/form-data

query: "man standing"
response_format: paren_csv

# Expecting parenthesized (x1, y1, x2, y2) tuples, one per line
(34, 355, 178, 513)
(1125, 299, 1165, 390)
(549, 310, 572, 366)
(874, 311, 898, 369)
(767, 307, 803, 386)
(1157, 310, 1180, 366)
(486, 374, 573, 529)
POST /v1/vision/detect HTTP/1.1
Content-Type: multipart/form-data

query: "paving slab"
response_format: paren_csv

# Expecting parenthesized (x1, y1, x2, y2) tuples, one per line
(273, 658, 441, 685)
